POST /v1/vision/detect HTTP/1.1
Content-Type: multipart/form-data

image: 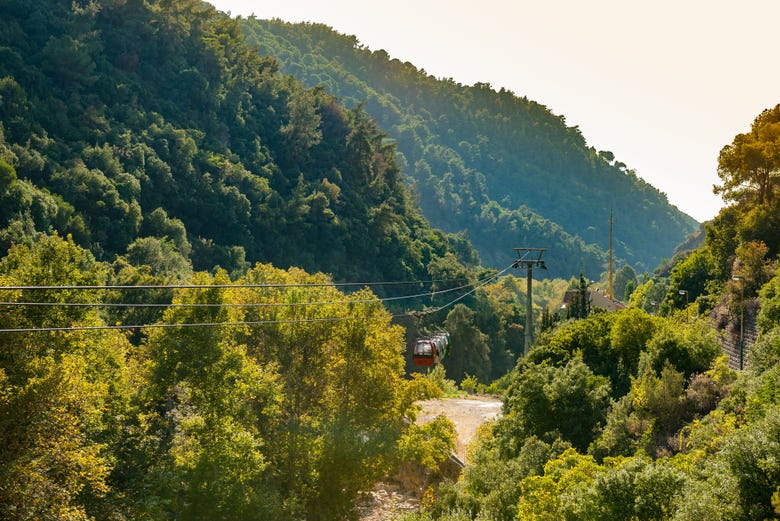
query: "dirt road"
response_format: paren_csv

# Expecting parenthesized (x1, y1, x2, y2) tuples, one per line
(416, 396, 503, 463)
(358, 396, 503, 520)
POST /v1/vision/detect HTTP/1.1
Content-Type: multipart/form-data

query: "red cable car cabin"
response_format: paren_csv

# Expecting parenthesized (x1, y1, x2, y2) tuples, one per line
(413, 339, 436, 366)
(412, 332, 450, 367)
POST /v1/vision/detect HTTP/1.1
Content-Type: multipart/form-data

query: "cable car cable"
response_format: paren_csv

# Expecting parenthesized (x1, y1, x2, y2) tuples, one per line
(0, 276, 488, 310)
(0, 277, 473, 292)
(0, 265, 514, 334)
(404, 261, 515, 318)
(0, 270, 502, 310)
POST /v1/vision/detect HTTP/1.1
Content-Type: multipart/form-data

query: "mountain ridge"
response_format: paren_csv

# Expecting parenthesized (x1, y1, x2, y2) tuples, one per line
(0, 0, 482, 291)
(238, 18, 698, 278)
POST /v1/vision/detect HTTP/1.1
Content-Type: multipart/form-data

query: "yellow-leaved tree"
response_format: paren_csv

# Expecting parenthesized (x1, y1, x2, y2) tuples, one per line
(0, 235, 135, 521)
(139, 263, 421, 520)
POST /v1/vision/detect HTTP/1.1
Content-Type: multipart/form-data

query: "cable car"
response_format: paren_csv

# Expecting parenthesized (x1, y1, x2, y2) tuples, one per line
(412, 332, 450, 367)
(413, 339, 436, 366)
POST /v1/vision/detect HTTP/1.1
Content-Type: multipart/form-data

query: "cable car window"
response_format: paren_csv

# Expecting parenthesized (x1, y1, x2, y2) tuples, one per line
(414, 340, 433, 356)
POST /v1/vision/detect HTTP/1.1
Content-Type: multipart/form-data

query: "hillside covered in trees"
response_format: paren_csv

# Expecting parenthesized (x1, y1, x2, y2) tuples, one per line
(238, 18, 699, 278)
(0, 0, 482, 289)
(0, 2, 560, 516)
(0, 0, 574, 393)
(400, 104, 780, 521)
(3, 0, 779, 519)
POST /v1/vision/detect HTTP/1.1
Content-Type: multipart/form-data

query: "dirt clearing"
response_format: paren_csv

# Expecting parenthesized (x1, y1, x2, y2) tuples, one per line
(416, 396, 503, 463)
(358, 396, 503, 520)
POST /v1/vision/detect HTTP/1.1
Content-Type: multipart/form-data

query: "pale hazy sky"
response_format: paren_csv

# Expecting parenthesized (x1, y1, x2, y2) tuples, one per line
(208, 0, 780, 223)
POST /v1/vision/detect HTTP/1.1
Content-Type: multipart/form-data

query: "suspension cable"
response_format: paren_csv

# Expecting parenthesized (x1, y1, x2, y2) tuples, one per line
(0, 278, 467, 291)
(0, 264, 515, 333)
(0, 276, 483, 309)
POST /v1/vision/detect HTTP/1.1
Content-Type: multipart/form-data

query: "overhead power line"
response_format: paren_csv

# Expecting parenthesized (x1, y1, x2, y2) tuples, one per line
(0, 315, 369, 333)
(0, 276, 485, 309)
(0, 278, 466, 292)
(0, 264, 514, 334)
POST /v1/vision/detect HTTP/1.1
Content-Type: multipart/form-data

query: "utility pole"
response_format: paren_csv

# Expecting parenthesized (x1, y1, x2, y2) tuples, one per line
(609, 210, 614, 300)
(513, 248, 547, 355)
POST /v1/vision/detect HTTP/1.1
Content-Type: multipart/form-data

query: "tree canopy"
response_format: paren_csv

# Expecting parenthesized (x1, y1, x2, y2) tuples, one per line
(0, 0, 478, 289)
(405, 104, 780, 521)
(5, 4, 780, 520)
(239, 18, 699, 278)
(716, 104, 780, 207)
(0, 234, 450, 520)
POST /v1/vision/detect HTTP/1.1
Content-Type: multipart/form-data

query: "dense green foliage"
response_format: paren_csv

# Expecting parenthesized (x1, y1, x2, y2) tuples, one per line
(3, 1, 779, 519)
(0, 235, 457, 520)
(715, 105, 780, 208)
(404, 105, 780, 521)
(0, 0, 556, 382)
(238, 18, 698, 278)
(0, 0, 480, 288)
(408, 309, 780, 521)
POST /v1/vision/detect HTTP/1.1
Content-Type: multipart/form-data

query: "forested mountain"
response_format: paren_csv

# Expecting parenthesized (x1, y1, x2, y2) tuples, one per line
(403, 103, 780, 521)
(0, 0, 480, 289)
(0, 1, 485, 518)
(2, 0, 780, 518)
(238, 19, 699, 278)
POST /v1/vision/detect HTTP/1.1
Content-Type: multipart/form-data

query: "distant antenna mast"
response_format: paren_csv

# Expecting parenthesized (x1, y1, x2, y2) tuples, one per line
(609, 210, 614, 300)
(513, 248, 547, 354)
